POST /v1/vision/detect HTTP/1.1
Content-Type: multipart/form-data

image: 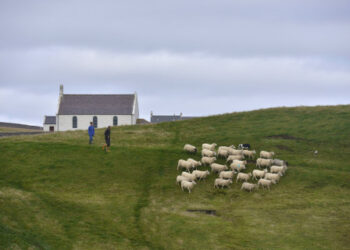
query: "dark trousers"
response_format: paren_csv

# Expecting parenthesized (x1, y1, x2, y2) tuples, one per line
(89, 135, 93, 144)
(105, 137, 110, 147)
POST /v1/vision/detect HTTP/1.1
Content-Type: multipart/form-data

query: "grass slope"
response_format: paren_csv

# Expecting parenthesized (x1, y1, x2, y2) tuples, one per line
(0, 105, 350, 249)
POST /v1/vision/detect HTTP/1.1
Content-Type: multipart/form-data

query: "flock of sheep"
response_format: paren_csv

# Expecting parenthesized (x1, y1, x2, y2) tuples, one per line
(176, 143, 288, 193)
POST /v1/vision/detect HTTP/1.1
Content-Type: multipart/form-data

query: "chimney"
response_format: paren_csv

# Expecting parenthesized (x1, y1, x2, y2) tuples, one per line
(59, 84, 64, 98)
(180, 112, 183, 118)
(150, 111, 153, 117)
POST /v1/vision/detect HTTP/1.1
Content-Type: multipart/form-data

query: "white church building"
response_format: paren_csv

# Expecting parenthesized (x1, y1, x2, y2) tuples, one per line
(43, 85, 139, 132)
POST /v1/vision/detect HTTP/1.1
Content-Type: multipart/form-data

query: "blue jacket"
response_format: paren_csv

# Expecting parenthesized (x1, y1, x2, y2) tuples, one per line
(88, 125, 95, 136)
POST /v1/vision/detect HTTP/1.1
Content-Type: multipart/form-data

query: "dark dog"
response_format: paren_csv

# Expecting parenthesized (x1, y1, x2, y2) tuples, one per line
(238, 144, 251, 150)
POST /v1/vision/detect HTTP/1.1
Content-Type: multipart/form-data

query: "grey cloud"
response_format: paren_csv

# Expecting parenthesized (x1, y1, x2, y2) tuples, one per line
(0, 0, 349, 125)
(0, 0, 349, 57)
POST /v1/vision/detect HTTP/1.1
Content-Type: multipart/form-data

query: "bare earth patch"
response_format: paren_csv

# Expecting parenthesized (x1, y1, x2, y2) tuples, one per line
(266, 134, 304, 140)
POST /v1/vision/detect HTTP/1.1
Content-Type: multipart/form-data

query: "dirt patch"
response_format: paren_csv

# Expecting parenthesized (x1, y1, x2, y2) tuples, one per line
(266, 134, 304, 140)
(187, 209, 217, 216)
(276, 144, 294, 152)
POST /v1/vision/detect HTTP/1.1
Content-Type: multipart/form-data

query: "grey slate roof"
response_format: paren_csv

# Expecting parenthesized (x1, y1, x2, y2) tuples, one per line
(44, 116, 56, 124)
(151, 115, 198, 123)
(58, 94, 135, 115)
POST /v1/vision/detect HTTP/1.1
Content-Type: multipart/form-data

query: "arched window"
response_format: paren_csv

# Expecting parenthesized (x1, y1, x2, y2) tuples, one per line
(93, 116, 98, 128)
(72, 116, 77, 128)
(113, 116, 118, 126)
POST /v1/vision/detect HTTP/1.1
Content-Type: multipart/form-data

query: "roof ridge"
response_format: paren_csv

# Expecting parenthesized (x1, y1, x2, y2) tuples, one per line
(63, 94, 135, 96)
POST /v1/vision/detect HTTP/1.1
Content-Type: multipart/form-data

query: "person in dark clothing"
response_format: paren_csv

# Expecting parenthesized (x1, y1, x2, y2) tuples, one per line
(102, 126, 111, 152)
(88, 122, 95, 144)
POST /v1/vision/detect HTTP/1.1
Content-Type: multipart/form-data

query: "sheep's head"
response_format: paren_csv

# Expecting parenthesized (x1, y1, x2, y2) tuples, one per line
(248, 173, 252, 177)
(264, 169, 268, 173)
(271, 152, 275, 156)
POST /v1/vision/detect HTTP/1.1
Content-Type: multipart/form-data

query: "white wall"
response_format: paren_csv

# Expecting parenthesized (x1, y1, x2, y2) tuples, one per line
(43, 124, 56, 132)
(132, 94, 139, 124)
(57, 115, 133, 131)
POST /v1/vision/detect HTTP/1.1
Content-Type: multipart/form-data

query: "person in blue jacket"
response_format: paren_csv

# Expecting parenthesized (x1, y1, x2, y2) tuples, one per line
(88, 122, 95, 144)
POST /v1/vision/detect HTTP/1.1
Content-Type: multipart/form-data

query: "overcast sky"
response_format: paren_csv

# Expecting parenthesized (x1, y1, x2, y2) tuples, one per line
(0, 0, 349, 125)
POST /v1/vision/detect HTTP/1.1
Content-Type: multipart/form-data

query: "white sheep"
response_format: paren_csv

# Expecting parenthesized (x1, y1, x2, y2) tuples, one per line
(202, 143, 217, 151)
(218, 145, 235, 151)
(230, 162, 246, 172)
(181, 180, 197, 193)
(256, 158, 273, 168)
(227, 148, 243, 155)
(202, 149, 216, 157)
(217, 148, 229, 158)
(187, 158, 202, 168)
(177, 159, 195, 172)
(241, 182, 257, 192)
(230, 160, 247, 172)
(176, 175, 190, 185)
(270, 165, 287, 176)
(257, 179, 272, 190)
(219, 171, 234, 179)
(260, 151, 275, 159)
(192, 170, 210, 180)
(252, 169, 268, 180)
(181, 172, 197, 181)
(272, 159, 287, 166)
(214, 178, 232, 188)
(264, 173, 282, 183)
(226, 154, 244, 162)
(201, 157, 216, 165)
(232, 160, 247, 165)
(184, 144, 197, 154)
(210, 163, 228, 173)
(243, 150, 256, 159)
(236, 172, 252, 182)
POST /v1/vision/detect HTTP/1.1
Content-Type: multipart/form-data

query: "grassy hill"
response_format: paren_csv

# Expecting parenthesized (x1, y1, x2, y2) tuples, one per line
(0, 105, 350, 249)
(0, 122, 42, 132)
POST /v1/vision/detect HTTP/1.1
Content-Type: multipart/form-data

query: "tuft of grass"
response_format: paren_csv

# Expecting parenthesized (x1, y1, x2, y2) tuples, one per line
(0, 105, 350, 249)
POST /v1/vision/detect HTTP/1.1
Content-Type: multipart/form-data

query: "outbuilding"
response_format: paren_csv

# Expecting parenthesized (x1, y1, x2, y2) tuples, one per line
(43, 116, 56, 132)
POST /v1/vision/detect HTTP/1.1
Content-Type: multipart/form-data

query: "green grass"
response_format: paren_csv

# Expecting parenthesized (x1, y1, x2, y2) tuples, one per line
(0, 105, 350, 249)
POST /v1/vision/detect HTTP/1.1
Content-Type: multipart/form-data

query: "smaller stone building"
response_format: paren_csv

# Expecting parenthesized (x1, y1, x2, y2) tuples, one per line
(43, 116, 57, 132)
